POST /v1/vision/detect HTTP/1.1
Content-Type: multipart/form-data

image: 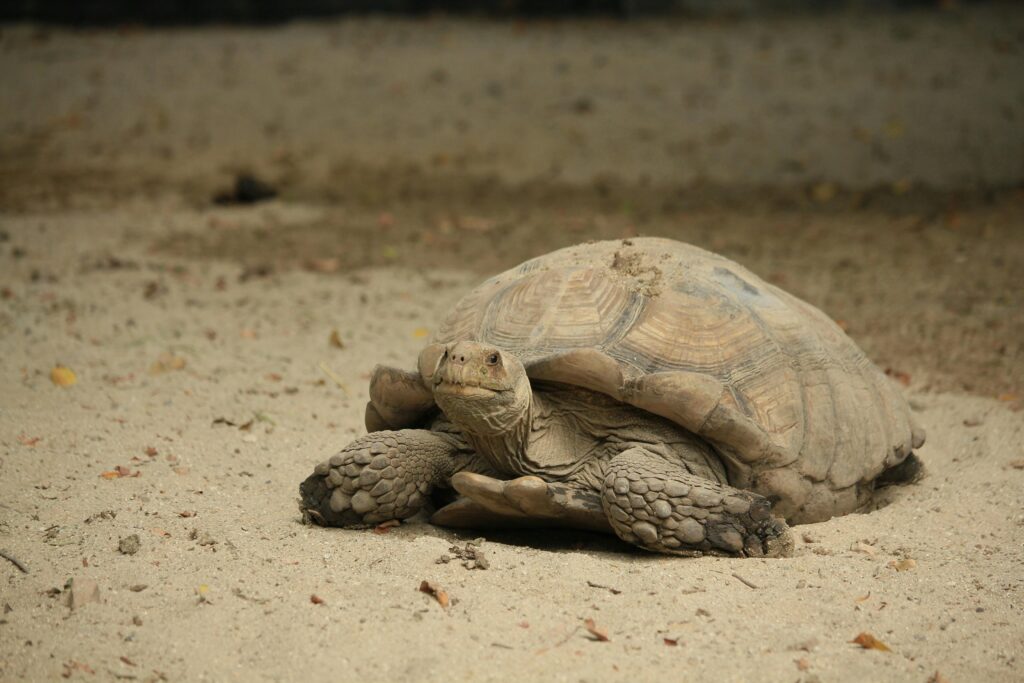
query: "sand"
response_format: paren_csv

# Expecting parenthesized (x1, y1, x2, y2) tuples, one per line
(1, 7, 1023, 682)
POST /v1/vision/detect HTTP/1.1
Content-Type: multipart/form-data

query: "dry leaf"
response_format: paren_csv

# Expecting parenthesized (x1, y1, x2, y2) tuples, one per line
(50, 365, 77, 387)
(149, 353, 186, 375)
(1008, 459, 1024, 470)
(795, 658, 811, 671)
(663, 638, 678, 646)
(884, 368, 911, 386)
(310, 594, 325, 605)
(927, 671, 951, 683)
(419, 580, 449, 608)
(100, 466, 137, 479)
(373, 520, 400, 534)
(852, 541, 877, 555)
(412, 327, 430, 339)
(811, 182, 836, 203)
(173, 466, 190, 476)
(997, 392, 1019, 402)
(144, 446, 158, 457)
(328, 329, 345, 349)
(177, 511, 196, 518)
(855, 592, 872, 603)
(583, 618, 610, 642)
(149, 528, 170, 537)
(890, 558, 917, 571)
(851, 632, 891, 652)
(305, 257, 341, 273)
(18, 434, 41, 446)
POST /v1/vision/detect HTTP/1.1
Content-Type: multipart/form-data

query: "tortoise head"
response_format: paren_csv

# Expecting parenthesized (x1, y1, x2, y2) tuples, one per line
(429, 341, 532, 436)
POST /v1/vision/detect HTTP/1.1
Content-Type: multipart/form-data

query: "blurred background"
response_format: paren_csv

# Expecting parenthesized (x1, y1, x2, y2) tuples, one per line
(0, 0, 1022, 399)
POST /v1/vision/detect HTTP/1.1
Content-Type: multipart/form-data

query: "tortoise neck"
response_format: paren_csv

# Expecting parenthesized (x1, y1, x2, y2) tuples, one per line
(460, 392, 533, 477)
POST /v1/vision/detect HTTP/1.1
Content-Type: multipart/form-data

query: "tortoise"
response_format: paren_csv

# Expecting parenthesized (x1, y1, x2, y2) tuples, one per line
(299, 238, 925, 557)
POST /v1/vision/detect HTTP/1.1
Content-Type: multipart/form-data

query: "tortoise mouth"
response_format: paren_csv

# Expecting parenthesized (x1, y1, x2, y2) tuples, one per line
(433, 377, 505, 398)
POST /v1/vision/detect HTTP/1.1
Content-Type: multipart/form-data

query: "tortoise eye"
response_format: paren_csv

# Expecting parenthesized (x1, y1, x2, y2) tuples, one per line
(486, 353, 500, 366)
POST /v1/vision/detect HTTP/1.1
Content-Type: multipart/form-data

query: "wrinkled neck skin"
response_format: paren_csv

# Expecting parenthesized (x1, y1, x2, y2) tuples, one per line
(438, 378, 533, 476)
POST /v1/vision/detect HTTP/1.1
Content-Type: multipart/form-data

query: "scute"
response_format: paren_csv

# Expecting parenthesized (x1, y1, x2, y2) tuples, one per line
(429, 238, 924, 524)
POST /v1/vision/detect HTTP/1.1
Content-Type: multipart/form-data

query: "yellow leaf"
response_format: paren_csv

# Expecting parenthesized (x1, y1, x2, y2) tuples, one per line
(891, 178, 912, 195)
(149, 353, 186, 375)
(412, 327, 430, 339)
(51, 365, 77, 387)
(811, 182, 836, 203)
(851, 632, 891, 652)
(885, 119, 904, 138)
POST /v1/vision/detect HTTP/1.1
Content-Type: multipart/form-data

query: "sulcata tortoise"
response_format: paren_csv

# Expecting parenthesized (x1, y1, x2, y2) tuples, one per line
(300, 238, 925, 557)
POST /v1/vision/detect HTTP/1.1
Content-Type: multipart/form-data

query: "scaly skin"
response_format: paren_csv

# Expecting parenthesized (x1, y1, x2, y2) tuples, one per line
(601, 447, 793, 557)
(299, 430, 471, 526)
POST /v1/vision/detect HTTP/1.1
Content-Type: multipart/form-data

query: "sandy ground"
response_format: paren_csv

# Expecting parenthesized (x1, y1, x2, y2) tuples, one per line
(2, 7, 1024, 683)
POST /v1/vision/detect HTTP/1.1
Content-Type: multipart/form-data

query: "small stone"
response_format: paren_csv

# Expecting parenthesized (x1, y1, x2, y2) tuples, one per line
(663, 481, 690, 498)
(67, 577, 100, 610)
(651, 500, 672, 519)
(118, 534, 141, 555)
(631, 521, 659, 544)
(129, 584, 148, 592)
(350, 490, 376, 514)
(676, 518, 705, 544)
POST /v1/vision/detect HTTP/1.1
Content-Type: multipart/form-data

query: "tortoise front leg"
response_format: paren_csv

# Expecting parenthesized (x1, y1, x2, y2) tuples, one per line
(602, 447, 794, 557)
(299, 430, 472, 527)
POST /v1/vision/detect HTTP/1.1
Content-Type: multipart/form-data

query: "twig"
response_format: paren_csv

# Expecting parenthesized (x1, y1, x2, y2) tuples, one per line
(586, 580, 622, 595)
(731, 572, 759, 590)
(536, 625, 580, 655)
(0, 549, 29, 574)
(318, 361, 350, 397)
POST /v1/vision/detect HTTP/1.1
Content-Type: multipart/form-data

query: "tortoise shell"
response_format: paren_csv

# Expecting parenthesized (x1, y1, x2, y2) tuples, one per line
(408, 238, 924, 523)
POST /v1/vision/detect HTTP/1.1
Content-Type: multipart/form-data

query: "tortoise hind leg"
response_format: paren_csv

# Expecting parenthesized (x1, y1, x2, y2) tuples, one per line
(602, 447, 794, 557)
